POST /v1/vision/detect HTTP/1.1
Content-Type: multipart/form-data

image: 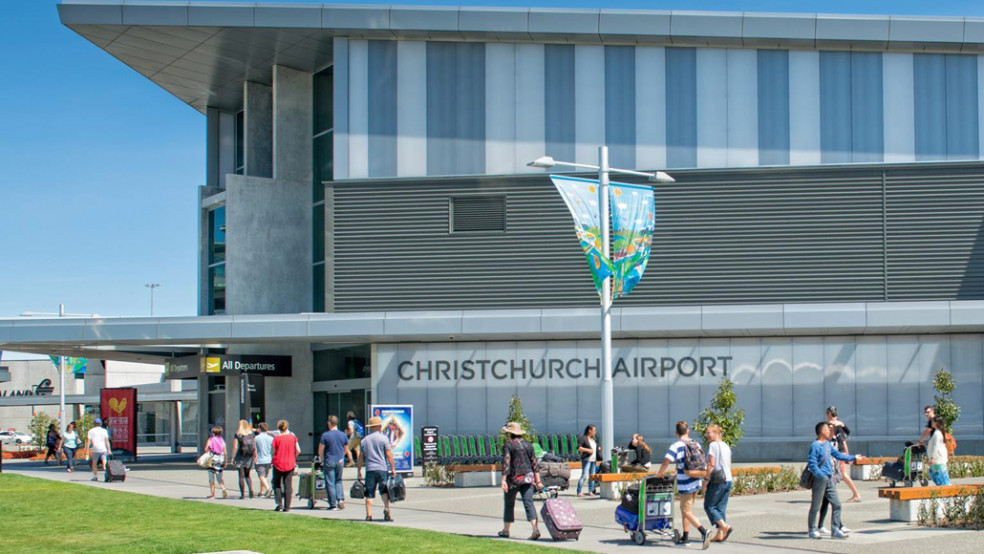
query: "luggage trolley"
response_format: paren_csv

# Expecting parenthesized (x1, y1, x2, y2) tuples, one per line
(881, 443, 930, 487)
(298, 457, 328, 509)
(616, 474, 679, 546)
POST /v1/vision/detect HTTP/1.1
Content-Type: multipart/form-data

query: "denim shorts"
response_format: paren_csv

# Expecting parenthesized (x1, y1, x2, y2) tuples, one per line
(364, 470, 389, 499)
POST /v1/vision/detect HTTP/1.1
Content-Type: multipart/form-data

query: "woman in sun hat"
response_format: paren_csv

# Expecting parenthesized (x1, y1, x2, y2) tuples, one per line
(498, 421, 542, 541)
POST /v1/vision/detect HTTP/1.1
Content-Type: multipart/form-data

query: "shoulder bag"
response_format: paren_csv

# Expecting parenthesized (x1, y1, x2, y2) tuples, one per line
(799, 447, 830, 489)
(196, 452, 213, 469)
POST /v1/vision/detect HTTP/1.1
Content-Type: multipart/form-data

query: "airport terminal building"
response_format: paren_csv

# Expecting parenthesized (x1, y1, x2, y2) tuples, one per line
(3, 1, 984, 459)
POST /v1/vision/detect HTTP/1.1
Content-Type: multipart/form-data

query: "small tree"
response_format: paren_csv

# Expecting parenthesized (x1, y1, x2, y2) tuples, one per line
(693, 377, 745, 448)
(29, 412, 58, 451)
(501, 394, 538, 446)
(76, 411, 96, 455)
(933, 368, 960, 433)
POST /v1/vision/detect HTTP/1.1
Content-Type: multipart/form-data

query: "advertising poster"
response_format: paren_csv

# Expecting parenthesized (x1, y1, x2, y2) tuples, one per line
(370, 404, 413, 473)
(100, 387, 137, 459)
(421, 426, 438, 466)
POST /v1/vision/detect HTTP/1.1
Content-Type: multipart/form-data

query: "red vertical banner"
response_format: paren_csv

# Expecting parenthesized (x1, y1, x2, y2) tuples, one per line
(100, 387, 137, 459)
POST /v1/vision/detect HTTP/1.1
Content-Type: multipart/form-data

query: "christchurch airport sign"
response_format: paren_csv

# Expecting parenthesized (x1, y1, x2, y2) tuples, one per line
(397, 356, 733, 382)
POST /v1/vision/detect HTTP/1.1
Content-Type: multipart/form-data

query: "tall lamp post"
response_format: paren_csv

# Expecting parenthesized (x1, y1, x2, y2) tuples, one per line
(529, 146, 674, 460)
(19, 304, 98, 432)
(145, 283, 161, 316)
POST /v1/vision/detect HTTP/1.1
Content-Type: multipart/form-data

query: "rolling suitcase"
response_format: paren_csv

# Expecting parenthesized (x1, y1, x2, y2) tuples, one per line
(104, 459, 126, 482)
(540, 498, 582, 541)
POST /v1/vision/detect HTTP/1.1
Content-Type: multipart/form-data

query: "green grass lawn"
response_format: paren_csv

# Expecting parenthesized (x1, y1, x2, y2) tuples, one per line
(0, 474, 559, 553)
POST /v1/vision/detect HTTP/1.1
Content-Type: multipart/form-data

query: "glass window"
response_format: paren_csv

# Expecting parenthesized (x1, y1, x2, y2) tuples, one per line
(665, 47, 697, 168)
(313, 346, 370, 382)
(208, 207, 226, 265)
(544, 44, 575, 166)
(313, 262, 325, 313)
(757, 49, 790, 165)
(235, 110, 244, 175)
(208, 264, 225, 315)
(605, 45, 636, 169)
(314, 66, 333, 135)
(313, 204, 325, 263)
(314, 132, 332, 202)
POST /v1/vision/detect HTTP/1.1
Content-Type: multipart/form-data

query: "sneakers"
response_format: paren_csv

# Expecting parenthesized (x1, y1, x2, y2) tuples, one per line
(701, 529, 712, 550)
(840, 526, 852, 533)
(818, 527, 830, 534)
(832, 528, 849, 539)
(809, 529, 823, 539)
(327, 507, 340, 511)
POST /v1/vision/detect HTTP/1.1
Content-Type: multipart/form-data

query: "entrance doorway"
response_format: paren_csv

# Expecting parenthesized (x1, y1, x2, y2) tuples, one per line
(312, 383, 370, 452)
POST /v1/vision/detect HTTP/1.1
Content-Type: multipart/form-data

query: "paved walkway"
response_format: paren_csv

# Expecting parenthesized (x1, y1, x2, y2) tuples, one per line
(4, 454, 982, 553)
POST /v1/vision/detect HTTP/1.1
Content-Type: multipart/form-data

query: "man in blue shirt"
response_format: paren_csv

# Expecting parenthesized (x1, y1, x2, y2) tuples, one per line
(807, 421, 865, 539)
(318, 415, 351, 511)
(656, 421, 711, 550)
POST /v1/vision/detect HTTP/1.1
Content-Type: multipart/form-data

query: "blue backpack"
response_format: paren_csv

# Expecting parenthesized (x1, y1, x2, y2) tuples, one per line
(350, 419, 364, 438)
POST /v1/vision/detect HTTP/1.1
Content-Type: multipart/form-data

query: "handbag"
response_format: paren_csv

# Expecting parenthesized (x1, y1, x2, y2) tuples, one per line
(710, 467, 727, 484)
(513, 471, 535, 486)
(386, 474, 406, 502)
(196, 452, 213, 469)
(800, 447, 830, 489)
(350, 478, 366, 499)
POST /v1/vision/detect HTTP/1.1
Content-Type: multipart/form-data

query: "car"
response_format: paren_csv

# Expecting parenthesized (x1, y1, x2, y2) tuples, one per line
(0, 430, 33, 445)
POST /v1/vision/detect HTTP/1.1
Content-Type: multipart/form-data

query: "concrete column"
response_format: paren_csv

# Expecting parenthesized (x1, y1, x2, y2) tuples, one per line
(224, 374, 240, 454)
(244, 81, 273, 178)
(197, 375, 209, 452)
(272, 65, 313, 183)
(206, 108, 237, 189)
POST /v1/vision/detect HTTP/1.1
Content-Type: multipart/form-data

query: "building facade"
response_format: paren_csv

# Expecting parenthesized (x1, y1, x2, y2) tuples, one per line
(3, 2, 984, 459)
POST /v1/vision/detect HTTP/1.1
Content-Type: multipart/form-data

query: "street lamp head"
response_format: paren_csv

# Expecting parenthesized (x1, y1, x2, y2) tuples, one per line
(648, 171, 676, 183)
(527, 156, 556, 169)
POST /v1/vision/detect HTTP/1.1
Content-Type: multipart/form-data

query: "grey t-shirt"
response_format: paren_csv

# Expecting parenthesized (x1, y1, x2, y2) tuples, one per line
(255, 432, 274, 465)
(361, 431, 392, 472)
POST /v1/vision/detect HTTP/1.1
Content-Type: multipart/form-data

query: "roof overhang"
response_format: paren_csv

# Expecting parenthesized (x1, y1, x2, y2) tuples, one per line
(4, 301, 984, 364)
(59, 2, 984, 113)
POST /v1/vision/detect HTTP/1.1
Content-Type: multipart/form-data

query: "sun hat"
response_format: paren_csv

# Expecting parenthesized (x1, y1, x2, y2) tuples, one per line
(501, 421, 525, 436)
(368, 416, 383, 428)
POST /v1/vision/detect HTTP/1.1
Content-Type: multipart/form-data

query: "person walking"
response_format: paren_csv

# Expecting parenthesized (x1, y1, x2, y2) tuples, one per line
(205, 426, 228, 499)
(232, 419, 256, 499)
(317, 415, 351, 510)
(702, 425, 734, 542)
(916, 405, 935, 446)
(497, 421, 542, 540)
(825, 406, 861, 503)
(62, 422, 80, 473)
(576, 424, 601, 497)
(656, 421, 712, 550)
(44, 423, 63, 466)
(86, 418, 111, 482)
(807, 421, 864, 539)
(254, 422, 274, 498)
(271, 419, 300, 512)
(927, 417, 951, 486)
(357, 416, 397, 522)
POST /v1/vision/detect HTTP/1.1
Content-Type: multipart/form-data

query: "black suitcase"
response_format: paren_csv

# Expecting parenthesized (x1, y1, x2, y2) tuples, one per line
(105, 459, 126, 482)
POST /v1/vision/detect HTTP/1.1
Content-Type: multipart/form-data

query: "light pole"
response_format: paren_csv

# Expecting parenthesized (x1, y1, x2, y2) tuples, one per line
(529, 146, 674, 460)
(145, 283, 161, 316)
(19, 304, 98, 432)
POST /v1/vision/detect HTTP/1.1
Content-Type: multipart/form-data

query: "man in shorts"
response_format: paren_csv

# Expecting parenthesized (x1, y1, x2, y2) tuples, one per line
(86, 418, 112, 482)
(357, 416, 396, 521)
(656, 421, 712, 550)
(254, 422, 274, 498)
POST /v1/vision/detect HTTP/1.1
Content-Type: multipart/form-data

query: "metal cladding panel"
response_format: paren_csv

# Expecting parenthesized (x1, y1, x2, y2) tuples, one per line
(331, 164, 984, 312)
(886, 169, 984, 300)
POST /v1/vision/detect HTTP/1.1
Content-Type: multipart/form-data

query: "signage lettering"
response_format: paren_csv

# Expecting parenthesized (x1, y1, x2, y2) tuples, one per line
(0, 378, 55, 397)
(397, 356, 732, 382)
(164, 354, 292, 379)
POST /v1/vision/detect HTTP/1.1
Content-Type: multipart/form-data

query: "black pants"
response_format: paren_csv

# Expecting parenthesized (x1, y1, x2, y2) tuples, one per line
(503, 484, 536, 523)
(273, 468, 294, 510)
(238, 466, 254, 496)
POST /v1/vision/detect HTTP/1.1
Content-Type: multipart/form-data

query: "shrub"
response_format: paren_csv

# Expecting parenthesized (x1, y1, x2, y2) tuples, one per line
(28, 412, 59, 451)
(423, 465, 456, 487)
(932, 368, 960, 433)
(501, 395, 538, 446)
(76, 412, 95, 454)
(918, 487, 984, 529)
(693, 377, 745, 447)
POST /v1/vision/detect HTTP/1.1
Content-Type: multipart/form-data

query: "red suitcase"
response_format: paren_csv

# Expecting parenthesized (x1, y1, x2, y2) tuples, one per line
(540, 498, 582, 541)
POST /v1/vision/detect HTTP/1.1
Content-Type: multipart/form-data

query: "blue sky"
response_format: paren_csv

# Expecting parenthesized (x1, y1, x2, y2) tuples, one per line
(2, 0, 984, 358)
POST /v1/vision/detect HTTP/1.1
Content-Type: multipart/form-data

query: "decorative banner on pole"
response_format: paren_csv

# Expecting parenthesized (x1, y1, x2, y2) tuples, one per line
(370, 404, 414, 473)
(550, 175, 614, 294)
(610, 182, 656, 298)
(48, 356, 89, 377)
(100, 387, 137, 460)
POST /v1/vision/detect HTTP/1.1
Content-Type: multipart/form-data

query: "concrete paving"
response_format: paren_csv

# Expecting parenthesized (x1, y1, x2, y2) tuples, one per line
(4, 453, 982, 553)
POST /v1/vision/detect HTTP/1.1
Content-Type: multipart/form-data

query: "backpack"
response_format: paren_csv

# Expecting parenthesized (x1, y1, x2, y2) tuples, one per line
(238, 433, 255, 457)
(682, 439, 708, 478)
(349, 419, 364, 438)
(944, 433, 957, 455)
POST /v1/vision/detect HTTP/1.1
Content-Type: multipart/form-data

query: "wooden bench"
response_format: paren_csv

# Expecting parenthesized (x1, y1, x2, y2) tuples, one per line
(447, 461, 583, 488)
(589, 471, 659, 499)
(877, 484, 984, 522)
(849, 457, 894, 481)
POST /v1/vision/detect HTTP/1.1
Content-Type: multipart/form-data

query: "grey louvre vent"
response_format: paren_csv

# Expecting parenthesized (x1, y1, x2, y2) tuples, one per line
(450, 195, 506, 233)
